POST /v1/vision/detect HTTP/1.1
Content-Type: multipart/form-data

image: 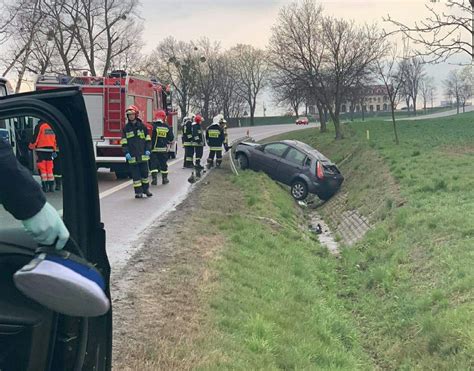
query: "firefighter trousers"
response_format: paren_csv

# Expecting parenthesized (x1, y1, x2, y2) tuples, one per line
(129, 162, 150, 194)
(36, 151, 54, 182)
(184, 145, 194, 167)
(194, 146, 204, 168)
(207, 149, 223, 167)
(150, 152, 169, 175)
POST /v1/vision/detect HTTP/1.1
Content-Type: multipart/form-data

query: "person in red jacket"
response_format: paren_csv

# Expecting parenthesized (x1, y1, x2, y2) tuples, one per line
(29, 121, 57, 193)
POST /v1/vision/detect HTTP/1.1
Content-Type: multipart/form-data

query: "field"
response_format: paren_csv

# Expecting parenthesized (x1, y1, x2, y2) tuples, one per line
(113, 112, 473, 370)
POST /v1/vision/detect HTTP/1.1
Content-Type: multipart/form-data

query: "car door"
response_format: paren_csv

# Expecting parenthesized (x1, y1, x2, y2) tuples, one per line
(254, 143, 290, 178)
(0, 87, 111, 371)
(275, 146, 307, 186)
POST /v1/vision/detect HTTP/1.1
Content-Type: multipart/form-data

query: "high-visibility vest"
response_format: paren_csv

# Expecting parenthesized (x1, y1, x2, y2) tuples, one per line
(30, 122, 56, 150)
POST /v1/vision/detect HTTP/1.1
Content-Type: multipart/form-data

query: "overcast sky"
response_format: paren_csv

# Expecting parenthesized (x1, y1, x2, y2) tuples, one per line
(139, 0, 470, 113)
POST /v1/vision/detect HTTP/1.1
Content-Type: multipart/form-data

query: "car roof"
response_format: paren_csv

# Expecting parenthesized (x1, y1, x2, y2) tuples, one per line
(279, 140, 333, 164)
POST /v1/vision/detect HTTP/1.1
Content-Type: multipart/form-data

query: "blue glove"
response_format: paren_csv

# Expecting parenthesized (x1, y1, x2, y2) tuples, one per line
(145, 151, 151, 156)
(125, 153, 132, 161)
(52, 152, 58, 159)
(22, 202, 70, 250)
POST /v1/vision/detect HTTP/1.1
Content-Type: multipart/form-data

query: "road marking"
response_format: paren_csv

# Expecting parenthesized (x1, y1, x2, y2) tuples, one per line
(98, 157, 183, 200)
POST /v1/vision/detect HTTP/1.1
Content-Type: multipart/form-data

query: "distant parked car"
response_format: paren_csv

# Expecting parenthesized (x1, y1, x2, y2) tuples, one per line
(235, 140, 344, 200)
(296, 117, 309, 125)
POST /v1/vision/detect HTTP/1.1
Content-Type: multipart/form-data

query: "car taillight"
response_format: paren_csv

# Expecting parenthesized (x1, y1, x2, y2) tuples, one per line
(110, 139, 121, 145)
(316, 161, 324, 179)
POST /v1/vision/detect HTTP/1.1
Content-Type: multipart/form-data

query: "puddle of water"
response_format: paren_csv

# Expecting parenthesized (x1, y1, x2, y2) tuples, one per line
(308, 211, 340, 255)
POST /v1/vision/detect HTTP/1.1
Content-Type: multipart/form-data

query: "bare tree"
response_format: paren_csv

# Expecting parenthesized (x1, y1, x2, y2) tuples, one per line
(386, 0, 474, 63)
(270, 68, 305, 117)
(375, 46, 407, 145)
(145, 37, 203, 118)
(190, 38, 220, 122)
(400, 57, 425, 115)
(229, 44, 268, 126)
(420, 75, 435, 113)
(214, 55, 246, 119)
(458, 65, 473, 111)
(444, 69, 464, 113)
(1, 0, 44, 92)
(269, 0, 387, 139)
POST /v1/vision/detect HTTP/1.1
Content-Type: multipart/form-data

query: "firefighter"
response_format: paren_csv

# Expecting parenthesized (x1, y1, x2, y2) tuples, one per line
(120, 105, 153, 198)
(206, 115, 225, 169)
(150, 110, 174, 185)
(183, 115, 194, 168)
(29, 121, 57, 193)
(192, 114, 205, 175)
(219, 117, 230, 152)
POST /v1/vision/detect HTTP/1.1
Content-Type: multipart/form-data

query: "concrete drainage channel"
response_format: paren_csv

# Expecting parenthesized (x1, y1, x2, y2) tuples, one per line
(300, 193, 372, 255)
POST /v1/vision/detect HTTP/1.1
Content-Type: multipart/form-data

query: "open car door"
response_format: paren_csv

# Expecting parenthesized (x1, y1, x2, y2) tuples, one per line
(0, 87, 111, 371)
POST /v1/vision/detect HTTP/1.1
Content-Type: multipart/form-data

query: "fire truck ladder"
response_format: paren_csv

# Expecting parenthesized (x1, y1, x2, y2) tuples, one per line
(106, 85, 123, 133)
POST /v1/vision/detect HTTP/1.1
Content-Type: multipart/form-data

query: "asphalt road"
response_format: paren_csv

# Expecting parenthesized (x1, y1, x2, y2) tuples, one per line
(99, 123, 315, 270)
(395, 105, 473, 121)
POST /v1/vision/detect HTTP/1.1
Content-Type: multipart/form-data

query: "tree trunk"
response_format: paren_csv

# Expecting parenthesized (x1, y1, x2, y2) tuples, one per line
(413, 96, 417, 116)
(391, 102, 400, 145)
(406, 96, 410, 113)
(316, 102, 326, 133)
(329, 108, 343, 140)
(250, 104, 255, 126)
(293, 104, 299, 118)
(362, 105, 365, 121)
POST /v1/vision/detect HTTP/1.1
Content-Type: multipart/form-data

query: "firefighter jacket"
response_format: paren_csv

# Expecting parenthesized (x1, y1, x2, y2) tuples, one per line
(151, 120, 174, 152)
(183, 120, 193, 146)
(192, 122, 205, 147)
(29, 122, 57, 152)
(0, 140, 46, 220)
(121, 118, 151, 164)
(206, 123, 225, 151)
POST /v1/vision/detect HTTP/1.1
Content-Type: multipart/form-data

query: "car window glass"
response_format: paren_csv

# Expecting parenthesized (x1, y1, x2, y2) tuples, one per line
(0, 85, 6, 97)
(0, 114, 64, 233)
(264, 143, 289, 157)
(304, 157, 312, 168)
(285, 148, 306, 166)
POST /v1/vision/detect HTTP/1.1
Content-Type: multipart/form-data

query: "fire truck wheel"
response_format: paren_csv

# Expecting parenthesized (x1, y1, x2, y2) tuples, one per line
(115, 171, 130, 180)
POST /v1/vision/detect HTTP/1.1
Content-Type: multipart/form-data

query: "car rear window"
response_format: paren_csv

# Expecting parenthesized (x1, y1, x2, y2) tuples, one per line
(285, 148, 306, 166)
(264, 143, 289, 157)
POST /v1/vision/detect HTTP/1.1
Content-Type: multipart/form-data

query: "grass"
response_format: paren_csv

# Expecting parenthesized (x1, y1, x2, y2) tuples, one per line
(116, 112, 473, 370)
(267, 112, 474, 369)
(189, 171, 372, 370)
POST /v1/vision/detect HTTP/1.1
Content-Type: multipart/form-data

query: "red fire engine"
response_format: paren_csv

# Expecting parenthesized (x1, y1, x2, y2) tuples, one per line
(35, 70, 178, 179)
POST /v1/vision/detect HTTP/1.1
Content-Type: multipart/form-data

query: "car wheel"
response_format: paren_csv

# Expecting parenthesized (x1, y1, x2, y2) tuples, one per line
(291, 180, 308, 200)
(236, 153, 249, 170)
(115, 171, 129, 180)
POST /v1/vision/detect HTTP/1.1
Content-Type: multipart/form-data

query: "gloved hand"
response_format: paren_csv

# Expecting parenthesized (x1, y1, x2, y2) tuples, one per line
(125, 153, 132, 161)
(145, 150, 151, 156)
(52, 152, 58, 159)
(224, 144, 230, 152)
(22, 202, 70, 250)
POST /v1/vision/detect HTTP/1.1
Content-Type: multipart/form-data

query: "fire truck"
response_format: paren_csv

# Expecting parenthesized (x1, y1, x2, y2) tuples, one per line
(35, 71, 179, 179)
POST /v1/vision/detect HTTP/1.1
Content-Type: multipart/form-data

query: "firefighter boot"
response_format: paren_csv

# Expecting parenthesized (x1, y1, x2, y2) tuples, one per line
(143, 185, 153, 197)
(41, 181, 48, 193)
(55, 178, 62, 191)
(196, 167, 202, 178)
(206, 159, 213, 170)
(162, 174, 169, 185)
(48, 181, 55, 193)
(188, 172, 196, 184)
(151, 172, 158, 186)
(135, 193, 144, 199)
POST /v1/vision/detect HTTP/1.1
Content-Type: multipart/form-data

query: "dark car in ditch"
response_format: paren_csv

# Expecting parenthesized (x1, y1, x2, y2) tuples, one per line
(235, 140, 344, 201)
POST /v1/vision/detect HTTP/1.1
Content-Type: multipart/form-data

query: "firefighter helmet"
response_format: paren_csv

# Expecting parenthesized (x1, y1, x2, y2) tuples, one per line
(195, 114, 203, 124)
(154, 110, 167, 122)
(125, 105, 139, 116)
